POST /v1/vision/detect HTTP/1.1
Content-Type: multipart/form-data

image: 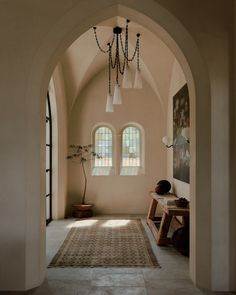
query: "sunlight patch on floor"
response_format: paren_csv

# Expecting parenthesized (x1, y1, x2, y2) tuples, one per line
(67, 219, 98, 228)
(101, 219, 130, 227)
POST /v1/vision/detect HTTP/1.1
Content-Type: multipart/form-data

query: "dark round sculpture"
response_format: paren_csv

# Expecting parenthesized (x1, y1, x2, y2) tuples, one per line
(172, 226, 189, 256)
(155, 180, 171, 195)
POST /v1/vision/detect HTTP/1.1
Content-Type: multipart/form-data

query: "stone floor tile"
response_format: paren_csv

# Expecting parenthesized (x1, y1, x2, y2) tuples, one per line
(32, 279, 88, 295)
(143, 265, 189, 280)
(112, 287, 147, 295)
(144, 278, 201, 291)
(47, 267, 92, 281)
(146, 288, 204, 295)
(0, 292, 33, 295)
(91, 267, 144, 277)
(78, 286, 147, 295)
(92, 273, 145, 287)
(201, 292, 235, 295)
(145, 279, 204, 295)
(157, 253, 189, 265)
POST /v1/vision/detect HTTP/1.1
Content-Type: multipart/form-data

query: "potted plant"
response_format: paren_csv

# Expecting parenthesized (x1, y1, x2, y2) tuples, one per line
(67, 144, 101, 218)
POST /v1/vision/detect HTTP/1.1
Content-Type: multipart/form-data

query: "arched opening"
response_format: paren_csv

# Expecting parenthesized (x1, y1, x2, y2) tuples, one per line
(6, 1, 216, 292)
(45, 9, 210, 288)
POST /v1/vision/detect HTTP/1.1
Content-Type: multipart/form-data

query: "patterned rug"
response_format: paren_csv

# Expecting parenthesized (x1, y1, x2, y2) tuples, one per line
(49, 219, 159, 268)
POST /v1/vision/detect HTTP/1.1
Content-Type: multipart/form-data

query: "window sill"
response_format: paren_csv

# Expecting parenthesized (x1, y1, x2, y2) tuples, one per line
(120, 167, 144, 176)
(92, 167, 114, 176)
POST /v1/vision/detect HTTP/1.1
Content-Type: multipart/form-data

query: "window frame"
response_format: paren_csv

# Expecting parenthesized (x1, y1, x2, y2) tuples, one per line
(120, 124, 144, 176)
(91, 124, 115, 176)
(46, 92, 52, 225)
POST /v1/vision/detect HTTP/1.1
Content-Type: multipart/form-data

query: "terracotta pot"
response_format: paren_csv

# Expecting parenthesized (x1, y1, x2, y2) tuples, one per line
(72, 204, 94, 211)
(72, 203, 94, 218)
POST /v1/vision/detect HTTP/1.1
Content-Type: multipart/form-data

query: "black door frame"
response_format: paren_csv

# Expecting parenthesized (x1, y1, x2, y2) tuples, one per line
(46, 92, 52, 225)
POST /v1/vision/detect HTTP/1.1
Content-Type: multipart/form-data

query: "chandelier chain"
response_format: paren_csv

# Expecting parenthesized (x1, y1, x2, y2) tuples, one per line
(109, 37, 125, 77)
(118, 30, 126, 76)
(137, 37, 140, 70)
(118, 52, 125, 76)
(93, 27, 115, 53)
(115, 33, 120, 83)
(125, 21, 129, 65)
(119, 34, 140, 62)
(93, 19, 142, 109)
(110, 46, 118, 69)
(108, 44, 112, 94)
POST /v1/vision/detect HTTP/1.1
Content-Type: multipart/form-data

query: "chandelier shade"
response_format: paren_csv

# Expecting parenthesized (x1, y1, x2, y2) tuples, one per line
(113, 83, 122, 105)
(134, 69, 143, 89)
(105, 93, 114, 112)
(122, 65, 133, 88)
(93, 19, 142, 112)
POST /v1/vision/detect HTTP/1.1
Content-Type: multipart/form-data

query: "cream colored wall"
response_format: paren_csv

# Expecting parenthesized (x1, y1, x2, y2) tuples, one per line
(68, 69, 166, 215)
(232, 3, 236, 290)
(166, 59, 189, 199)
(52, 65, 68, 219)
(157, 1, 234, 290)
(0, 0, 235, 292)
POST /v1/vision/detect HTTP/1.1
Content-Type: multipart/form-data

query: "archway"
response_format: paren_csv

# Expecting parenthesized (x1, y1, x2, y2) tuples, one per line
(24, 1, 212, 291)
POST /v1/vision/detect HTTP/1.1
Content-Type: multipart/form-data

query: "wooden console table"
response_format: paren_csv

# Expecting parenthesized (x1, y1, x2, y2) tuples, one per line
(147, 191, 189, 246)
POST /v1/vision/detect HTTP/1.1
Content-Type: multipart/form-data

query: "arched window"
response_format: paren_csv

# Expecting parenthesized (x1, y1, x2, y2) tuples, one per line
(94, 126, 113, 170)
(121, 125, 143, 175)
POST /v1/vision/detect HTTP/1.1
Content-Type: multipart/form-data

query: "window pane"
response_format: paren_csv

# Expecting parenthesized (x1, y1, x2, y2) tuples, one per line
(46, 120, 50, 145)
(46, 196, 50, 220)
(46, 147, 50, 170)
(46, 172, 50, 195)
(122, 126, 140, 167)
(94, 127, 112, 167)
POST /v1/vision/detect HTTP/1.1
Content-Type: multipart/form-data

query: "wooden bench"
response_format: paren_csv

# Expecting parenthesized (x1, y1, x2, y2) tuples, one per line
(147, 191, 189, 246)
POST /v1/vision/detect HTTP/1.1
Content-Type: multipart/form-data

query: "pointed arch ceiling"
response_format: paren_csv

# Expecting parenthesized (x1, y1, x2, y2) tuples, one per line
(59, 16, 181, 114)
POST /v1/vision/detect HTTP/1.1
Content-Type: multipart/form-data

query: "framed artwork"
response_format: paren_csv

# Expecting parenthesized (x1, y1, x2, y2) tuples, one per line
(173, 84, 190, 183)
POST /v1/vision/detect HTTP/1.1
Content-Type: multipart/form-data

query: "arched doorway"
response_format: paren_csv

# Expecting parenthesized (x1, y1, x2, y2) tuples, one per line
(22, 1, 213, 291)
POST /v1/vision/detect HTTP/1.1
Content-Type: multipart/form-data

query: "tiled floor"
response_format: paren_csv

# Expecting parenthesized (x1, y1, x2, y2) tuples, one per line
(1, 216, 234, 295)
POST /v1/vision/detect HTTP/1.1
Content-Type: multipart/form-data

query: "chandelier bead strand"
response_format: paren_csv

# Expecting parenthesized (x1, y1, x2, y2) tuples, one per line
(93, 19, 142, 112)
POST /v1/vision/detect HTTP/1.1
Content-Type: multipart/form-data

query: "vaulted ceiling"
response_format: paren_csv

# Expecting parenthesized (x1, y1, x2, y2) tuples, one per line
(59, 16, 180, 114)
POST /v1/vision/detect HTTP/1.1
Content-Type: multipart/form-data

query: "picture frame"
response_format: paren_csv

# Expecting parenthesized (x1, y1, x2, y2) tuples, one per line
(173, 84, 190, 183)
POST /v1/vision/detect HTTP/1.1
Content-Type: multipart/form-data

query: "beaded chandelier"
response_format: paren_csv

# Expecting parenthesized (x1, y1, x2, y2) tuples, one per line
(93, 19, 142, 112)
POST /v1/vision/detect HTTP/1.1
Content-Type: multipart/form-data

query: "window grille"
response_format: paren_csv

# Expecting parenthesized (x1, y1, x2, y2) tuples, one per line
(94, 127, 113, 167)
(122, 126, 141, 167)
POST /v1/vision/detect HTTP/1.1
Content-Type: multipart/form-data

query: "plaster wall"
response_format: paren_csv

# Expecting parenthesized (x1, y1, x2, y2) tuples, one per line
(156, 0, 234, 290)
(232, 3, 236, 291)
(0, 0, 234, 292)
(52, 65, 68, 219)
(68, 70, 166, 215)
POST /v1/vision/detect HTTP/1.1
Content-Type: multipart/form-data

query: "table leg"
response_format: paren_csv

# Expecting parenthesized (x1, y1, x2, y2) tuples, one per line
(147, 198, 158, 221)
(146, 198, 160, 242)
(182, 216, 189, 229)
(157, 212, 172, 246)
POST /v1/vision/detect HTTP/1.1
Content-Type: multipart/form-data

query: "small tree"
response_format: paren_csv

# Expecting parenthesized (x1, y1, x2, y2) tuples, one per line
(67, 144, 101, 205)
